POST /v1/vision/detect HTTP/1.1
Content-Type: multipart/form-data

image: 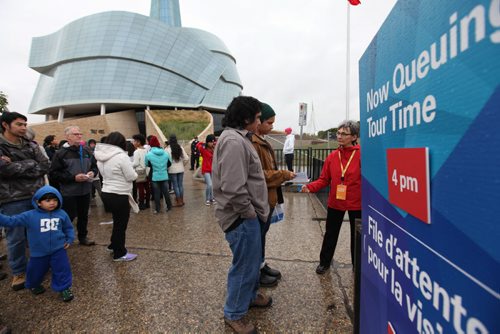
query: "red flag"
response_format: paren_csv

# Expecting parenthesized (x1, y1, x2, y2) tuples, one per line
(348, 0, 361, 5)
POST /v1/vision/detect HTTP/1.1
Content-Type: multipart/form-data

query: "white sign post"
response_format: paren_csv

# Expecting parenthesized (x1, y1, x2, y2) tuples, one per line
(299, 102, 307, 144)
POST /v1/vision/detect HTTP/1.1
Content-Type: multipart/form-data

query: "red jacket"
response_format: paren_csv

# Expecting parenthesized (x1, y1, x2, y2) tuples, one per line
(196, 141, 214, 174)
(306, 145, 361, 211)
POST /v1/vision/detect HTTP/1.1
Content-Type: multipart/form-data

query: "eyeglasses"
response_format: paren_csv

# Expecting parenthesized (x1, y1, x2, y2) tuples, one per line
(336, 132, 352, 137)
(69, 133, 83, 136)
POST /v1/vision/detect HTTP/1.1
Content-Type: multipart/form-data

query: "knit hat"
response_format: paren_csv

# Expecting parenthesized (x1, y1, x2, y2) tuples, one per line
(285, 127, 292, 134)
(206, 134, 216, 143)
(148, 135, 161, 147)
(260, 102, 276, 122)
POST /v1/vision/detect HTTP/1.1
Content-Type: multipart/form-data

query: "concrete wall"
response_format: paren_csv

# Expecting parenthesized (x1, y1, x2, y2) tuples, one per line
(29, 110, 139, 144)
(145, 109, 167, 144)
(197, 111, 215, 144)
(29, 108, 212, 151)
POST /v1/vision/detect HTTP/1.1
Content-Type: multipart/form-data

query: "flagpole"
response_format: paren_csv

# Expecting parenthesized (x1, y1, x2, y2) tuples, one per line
(346, 2, 351, 121)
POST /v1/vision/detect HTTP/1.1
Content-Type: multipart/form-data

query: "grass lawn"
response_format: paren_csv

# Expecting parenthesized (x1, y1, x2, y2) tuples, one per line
(150, 109, 210, 140)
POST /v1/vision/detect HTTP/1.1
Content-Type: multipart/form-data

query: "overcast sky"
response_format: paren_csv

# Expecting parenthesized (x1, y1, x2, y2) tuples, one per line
(0, 0, 397, 133)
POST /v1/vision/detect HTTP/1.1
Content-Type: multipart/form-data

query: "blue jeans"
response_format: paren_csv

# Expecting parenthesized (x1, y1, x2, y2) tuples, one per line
(170, 172, 184, 198)
(151, 180, 172, 212)
(224, 217, 262, 320)
(0, 199, 30, 275)
(203, 173, 213, 202)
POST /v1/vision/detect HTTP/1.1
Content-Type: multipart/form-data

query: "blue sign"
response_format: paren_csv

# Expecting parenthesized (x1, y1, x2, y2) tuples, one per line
(359, 0, 500, 333)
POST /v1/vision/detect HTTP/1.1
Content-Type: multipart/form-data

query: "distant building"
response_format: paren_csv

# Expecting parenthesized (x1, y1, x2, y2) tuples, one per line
(28, 0, 242, 124)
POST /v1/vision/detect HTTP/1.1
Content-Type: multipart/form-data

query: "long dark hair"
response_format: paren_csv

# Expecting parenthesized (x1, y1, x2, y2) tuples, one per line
(169, 134, 182, 161)
(106, 132, 127, 151)
(43, 135, 55, 147)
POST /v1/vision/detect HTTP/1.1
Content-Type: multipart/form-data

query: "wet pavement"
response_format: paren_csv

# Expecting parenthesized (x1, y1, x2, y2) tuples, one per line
(0, 171, 355, 333)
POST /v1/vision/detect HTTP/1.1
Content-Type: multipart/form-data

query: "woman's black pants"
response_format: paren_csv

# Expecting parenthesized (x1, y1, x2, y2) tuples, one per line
(320, 208, 361, 267)
(101, 192, 130, 259)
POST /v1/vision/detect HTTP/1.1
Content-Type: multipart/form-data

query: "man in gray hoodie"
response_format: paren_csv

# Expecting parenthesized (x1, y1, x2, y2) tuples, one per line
(212, 96, 271, 334)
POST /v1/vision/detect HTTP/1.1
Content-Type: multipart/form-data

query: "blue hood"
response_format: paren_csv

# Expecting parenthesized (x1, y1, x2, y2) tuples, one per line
(31, 185, 63, 211)
(0, 184, 74, 257)
(151, 147, 167, 156)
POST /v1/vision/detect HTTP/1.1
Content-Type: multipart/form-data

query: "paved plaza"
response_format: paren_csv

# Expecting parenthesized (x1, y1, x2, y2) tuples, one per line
(0, 171, 355, 333)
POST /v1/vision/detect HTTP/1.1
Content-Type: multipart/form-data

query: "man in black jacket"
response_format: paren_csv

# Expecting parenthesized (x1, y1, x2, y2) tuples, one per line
(49, 126, 97, 246)
(0, 112, 50, 290)
(189, 136, 200, 170)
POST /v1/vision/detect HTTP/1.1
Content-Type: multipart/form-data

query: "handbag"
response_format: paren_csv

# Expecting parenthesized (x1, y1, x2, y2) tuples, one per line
(271, 203, 285, 224)
(135, 165, 146, 176)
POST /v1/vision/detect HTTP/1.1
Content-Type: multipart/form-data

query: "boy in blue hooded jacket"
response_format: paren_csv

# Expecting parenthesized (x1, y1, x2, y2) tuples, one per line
(0, 185, 75, 302)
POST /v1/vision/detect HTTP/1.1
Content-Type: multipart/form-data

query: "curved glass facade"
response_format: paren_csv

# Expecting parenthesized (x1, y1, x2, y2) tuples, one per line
(28, 11, 242, 116)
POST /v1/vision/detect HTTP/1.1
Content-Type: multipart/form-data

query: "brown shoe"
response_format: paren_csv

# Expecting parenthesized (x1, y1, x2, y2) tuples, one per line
(250, 293, 273, 308)
(224, 317, 257, 334)
(11, 273, 25, 291)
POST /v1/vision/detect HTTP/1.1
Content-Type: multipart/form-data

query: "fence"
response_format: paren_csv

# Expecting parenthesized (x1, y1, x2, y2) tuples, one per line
(274, 148, 333, 208)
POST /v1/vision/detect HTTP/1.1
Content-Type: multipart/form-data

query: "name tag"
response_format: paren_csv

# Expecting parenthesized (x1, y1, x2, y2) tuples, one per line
(336, 184, 347, 200)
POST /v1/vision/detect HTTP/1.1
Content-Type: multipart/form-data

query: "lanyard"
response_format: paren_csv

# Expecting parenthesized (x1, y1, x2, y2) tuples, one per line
(339, 150, 356, 182)
(79, 144, 84, 171)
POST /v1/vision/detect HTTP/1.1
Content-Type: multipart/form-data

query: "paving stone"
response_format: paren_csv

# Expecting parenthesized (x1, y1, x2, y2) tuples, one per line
(0, 172, 354, 333)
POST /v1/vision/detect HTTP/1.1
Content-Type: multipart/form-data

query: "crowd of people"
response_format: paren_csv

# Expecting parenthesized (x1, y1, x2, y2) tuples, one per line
(0, 97, 361, 333)
(0, 115, 199, 303)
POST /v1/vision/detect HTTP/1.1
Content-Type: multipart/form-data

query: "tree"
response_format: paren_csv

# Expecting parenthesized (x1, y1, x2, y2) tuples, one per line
(0, 91, 8, 113)
(318, 128, 338, 140)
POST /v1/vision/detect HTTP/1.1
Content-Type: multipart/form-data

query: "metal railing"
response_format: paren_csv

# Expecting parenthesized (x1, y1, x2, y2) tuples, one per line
(274, 148, 331, 177)
(274, 148, 334, 208)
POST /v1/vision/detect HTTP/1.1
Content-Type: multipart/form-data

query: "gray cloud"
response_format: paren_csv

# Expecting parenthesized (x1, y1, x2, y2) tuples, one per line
(0, 0, 397, 132)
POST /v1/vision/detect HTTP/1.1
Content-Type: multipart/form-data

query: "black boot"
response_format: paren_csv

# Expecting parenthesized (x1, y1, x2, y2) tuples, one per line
(259, 272, 278, 287)
(262, 264, 282, 279)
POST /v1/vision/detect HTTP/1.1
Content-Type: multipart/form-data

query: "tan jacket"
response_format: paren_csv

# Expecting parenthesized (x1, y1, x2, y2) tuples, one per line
(251, 134, 294, 208)
(212, 127, 269, 232)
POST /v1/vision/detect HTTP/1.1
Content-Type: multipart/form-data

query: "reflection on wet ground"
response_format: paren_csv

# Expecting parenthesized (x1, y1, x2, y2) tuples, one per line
(0, 172, 354, 332)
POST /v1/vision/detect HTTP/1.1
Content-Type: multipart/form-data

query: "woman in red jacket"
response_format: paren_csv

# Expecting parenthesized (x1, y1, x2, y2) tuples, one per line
(196, 134, 216, 206)
(302, 121, 361, 274)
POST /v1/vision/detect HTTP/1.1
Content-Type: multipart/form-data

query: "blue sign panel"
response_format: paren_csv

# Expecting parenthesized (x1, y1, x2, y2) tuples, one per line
(359, 1, 500, 333)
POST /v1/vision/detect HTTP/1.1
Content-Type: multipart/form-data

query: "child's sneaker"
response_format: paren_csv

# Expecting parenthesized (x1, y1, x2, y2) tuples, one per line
(205, 200, 211, 206)
(113, 253, 137, 262)
(61, 288, 74, 302)
(31, 286, 46, 295)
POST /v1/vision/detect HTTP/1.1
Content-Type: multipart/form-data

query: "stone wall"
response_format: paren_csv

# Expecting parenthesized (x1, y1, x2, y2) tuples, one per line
(29, 110, 139, 144)
(28, 108, 213, 150)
